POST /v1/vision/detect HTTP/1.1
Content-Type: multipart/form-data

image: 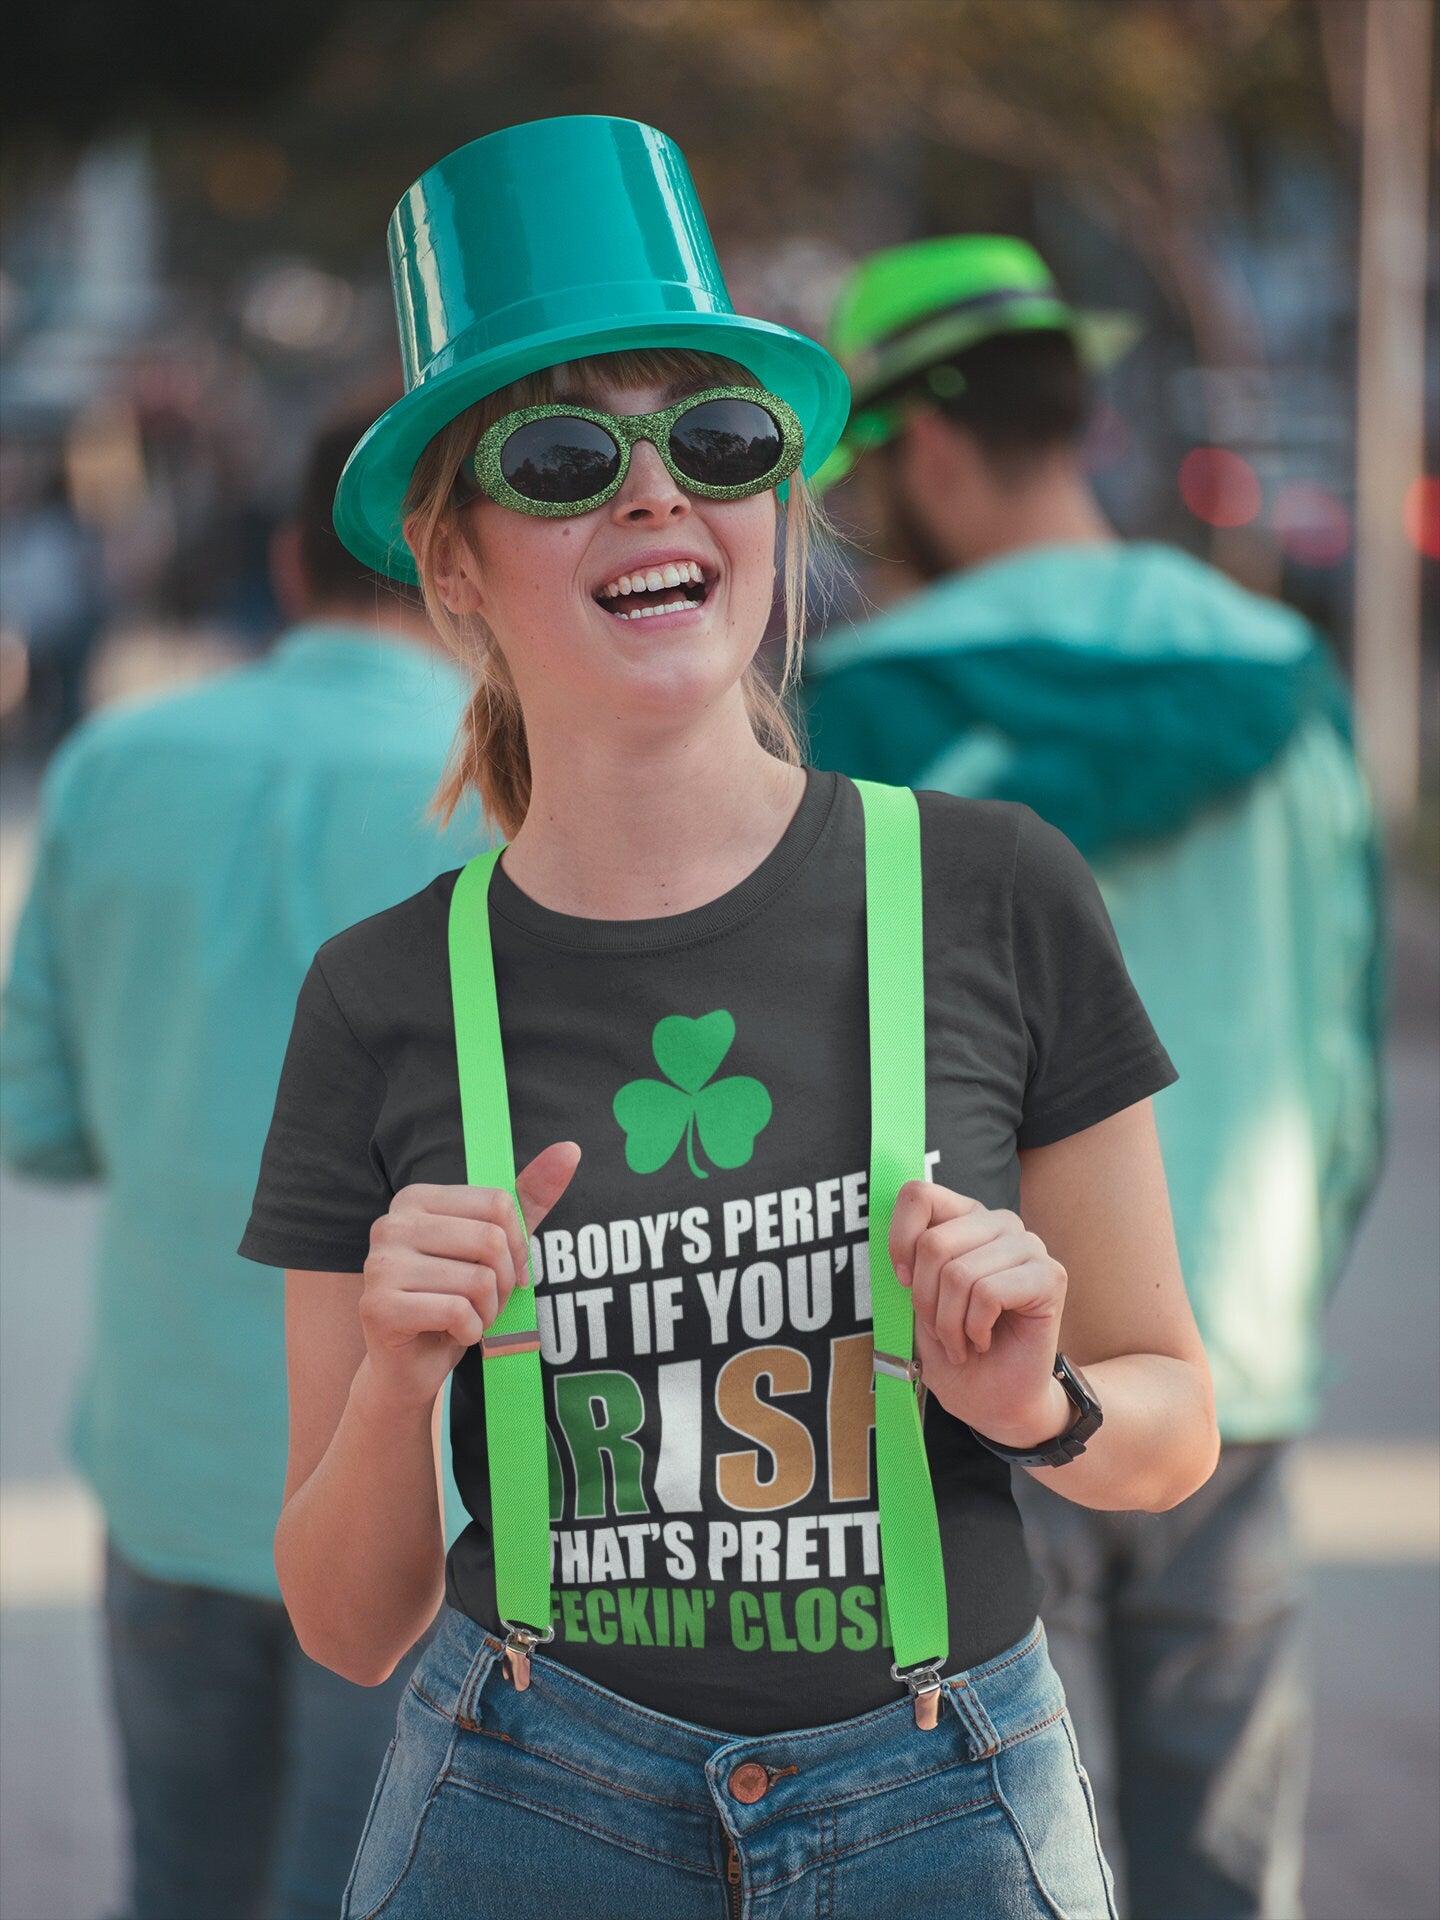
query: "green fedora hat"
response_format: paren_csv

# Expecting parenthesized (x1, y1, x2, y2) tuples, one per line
(334, 114, 851, 582)
(814, 234, 1140, 492)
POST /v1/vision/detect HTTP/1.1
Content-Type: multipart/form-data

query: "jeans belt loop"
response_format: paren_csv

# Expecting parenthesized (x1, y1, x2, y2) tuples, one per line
(455, 1629, 506, 1731)
(942, 1673, 1002, 1760)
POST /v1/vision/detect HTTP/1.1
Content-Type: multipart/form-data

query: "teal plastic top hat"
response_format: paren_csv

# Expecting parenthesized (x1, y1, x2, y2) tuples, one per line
(334, 115, 851, 582)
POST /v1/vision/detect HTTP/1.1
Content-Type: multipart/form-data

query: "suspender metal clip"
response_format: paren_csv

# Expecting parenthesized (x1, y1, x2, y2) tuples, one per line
(891, 1657, 946, 1730)
(499, 1618, 555, 1691)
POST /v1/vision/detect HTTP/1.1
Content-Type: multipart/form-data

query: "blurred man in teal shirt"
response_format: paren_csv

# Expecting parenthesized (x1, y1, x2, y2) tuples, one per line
(0, 410, 483, 1919)
(803, 238, 1386, 1920)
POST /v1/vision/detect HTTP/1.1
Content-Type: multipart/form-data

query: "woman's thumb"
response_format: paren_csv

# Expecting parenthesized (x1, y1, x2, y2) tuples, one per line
(514, 1140, 583, 1234)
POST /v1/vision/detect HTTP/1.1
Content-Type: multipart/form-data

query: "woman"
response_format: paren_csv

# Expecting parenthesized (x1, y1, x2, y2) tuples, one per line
(240, 117, 1218, 1920)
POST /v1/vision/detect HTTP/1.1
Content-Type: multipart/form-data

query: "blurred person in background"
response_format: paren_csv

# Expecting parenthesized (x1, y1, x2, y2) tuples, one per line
(0, 452, 106, 748)
(802, 235, 1387, 1920)
(0, 407, 484, 1920)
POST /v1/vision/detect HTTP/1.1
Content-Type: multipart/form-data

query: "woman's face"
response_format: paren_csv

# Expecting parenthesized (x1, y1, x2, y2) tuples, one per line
(437, 373, 779, 731)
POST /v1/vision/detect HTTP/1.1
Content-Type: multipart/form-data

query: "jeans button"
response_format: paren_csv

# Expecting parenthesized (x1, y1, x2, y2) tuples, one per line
(728, 1762, 770, 1804)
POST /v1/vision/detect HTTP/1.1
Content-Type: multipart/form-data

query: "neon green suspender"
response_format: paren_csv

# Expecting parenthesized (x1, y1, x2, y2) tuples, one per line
(443, 778, 951, 1722)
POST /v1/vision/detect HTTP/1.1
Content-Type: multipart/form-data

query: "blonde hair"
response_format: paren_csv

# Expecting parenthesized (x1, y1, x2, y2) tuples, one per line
(399, 347, 840, 840)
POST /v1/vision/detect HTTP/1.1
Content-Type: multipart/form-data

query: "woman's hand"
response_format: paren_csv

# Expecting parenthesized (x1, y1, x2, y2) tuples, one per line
(889, 1180, 1072, 1449)
(358, 1140, 582, 1415)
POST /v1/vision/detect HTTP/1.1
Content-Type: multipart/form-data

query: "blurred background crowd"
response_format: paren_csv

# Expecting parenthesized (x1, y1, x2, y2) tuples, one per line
(0, 2, 1435, 1917)
(0, 0, 1434, 777)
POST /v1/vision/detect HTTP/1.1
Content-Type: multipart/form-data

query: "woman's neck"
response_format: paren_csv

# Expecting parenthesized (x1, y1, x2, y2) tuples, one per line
(499, 715, 809, 922)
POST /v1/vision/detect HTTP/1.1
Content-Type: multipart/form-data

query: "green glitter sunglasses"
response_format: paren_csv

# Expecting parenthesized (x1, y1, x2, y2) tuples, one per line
(464, 384, 806, 516)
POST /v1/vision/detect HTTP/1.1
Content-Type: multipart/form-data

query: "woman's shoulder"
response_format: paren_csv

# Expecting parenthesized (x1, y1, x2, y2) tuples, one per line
(910, 786, 1032, 885)
(902, 787, 1101, 961)
(312, 865, 466, 1011)
(911, 788, 1089, 898)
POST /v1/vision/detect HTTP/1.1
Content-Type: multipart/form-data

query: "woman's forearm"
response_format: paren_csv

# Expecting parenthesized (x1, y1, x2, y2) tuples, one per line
(1011, 1352, 1219, 1512)
(275, 1356, 446, 1684)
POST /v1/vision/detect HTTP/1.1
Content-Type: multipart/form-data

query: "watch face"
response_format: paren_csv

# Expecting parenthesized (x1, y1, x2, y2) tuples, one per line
(1055, 1353, 1103, 1445)
(1065, 1358, 1099, 1409)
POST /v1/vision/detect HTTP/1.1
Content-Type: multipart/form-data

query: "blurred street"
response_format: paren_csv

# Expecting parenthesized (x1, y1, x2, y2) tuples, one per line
(0, 760, 1436, 1920)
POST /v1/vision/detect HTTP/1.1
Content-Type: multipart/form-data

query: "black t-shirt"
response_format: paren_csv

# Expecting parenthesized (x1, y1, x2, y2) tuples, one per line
(240, 768, 1177, 1734)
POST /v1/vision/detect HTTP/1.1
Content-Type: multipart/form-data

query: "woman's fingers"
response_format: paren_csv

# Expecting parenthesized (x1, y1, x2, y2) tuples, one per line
(391, 1182, 530, 1294)
(922, 1256, 1065, 1364)
(371, 1216, 516, 1321)
(367, 1248, 503, 1328)
(888, 1179, 982, 1285)
(358, 1165, 588, 1407)
(904, 1208, 1057, 1366)
(376, 1205, 514, 1276)
(386, 1148, 581, 1306)
(908, 1212, 1023, 1350)
(361, 1286, 488, 1351)
(960, 1263, 1064, 1351)
(367, 1150, 583, 1354)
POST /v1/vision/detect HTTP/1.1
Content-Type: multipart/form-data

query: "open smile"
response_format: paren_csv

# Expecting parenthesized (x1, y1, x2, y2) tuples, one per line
(593, 558, 715, 623)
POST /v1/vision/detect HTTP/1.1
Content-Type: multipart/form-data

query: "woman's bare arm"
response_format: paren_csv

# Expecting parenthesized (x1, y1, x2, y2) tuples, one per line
(274, 1272, 447, 1685)
(275, 1145, 582, 1686)
(1016, 1095, 1219, 1511)
(891, 1095, 1216, 1515)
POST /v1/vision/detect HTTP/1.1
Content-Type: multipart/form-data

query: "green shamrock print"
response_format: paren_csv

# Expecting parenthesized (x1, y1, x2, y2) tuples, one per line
(612, 1011, 772, 1179)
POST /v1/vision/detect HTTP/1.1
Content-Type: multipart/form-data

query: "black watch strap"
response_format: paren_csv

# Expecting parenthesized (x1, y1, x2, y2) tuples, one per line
(968, 1353, 1103, 1468)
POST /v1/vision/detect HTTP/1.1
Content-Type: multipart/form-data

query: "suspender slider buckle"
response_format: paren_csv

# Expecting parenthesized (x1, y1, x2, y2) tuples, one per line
(482, 1331, 543, 1359)
(873, 1349, 923, 1387)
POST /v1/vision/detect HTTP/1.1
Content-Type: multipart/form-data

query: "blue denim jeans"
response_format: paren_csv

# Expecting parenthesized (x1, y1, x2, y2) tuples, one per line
(342, 1604, 1117, 1919)
(1014, 1442, 1308, 1919)
(102, 1537, 432, 1920)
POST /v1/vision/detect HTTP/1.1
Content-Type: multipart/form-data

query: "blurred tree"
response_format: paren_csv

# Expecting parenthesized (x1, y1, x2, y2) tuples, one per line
(4, 0, 1343, 288)
(1, 0, 355, 141)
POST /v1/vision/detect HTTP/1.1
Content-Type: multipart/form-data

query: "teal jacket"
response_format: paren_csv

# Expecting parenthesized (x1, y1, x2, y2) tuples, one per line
(0, 625, 483, 1596)
(804, 543, 1387, 1439)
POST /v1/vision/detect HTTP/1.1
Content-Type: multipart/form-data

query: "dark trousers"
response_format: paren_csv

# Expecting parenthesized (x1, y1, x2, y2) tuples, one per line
(1016, 1442, 1308, 1920)
(102, 1537, 433, 1920)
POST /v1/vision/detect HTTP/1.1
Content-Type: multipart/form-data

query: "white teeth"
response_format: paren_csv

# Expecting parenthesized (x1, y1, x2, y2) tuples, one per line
(612, 597, 692, 620)
(597, 560, 709, 599)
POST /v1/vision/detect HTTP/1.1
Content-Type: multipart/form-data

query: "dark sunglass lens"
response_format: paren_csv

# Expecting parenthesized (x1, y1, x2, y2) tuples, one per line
(500, 417, 621, 503)
(669, 399, 783, 487)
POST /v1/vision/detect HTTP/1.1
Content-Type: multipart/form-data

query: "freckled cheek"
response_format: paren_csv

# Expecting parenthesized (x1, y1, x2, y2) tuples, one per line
(724, 549, 777, 628)
(713, 503, 777, 623)
(489, 544, 570, 622)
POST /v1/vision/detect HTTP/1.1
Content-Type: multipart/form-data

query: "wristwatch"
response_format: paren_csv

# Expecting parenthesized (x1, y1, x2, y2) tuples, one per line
(968, 1353, 1103, 1467)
